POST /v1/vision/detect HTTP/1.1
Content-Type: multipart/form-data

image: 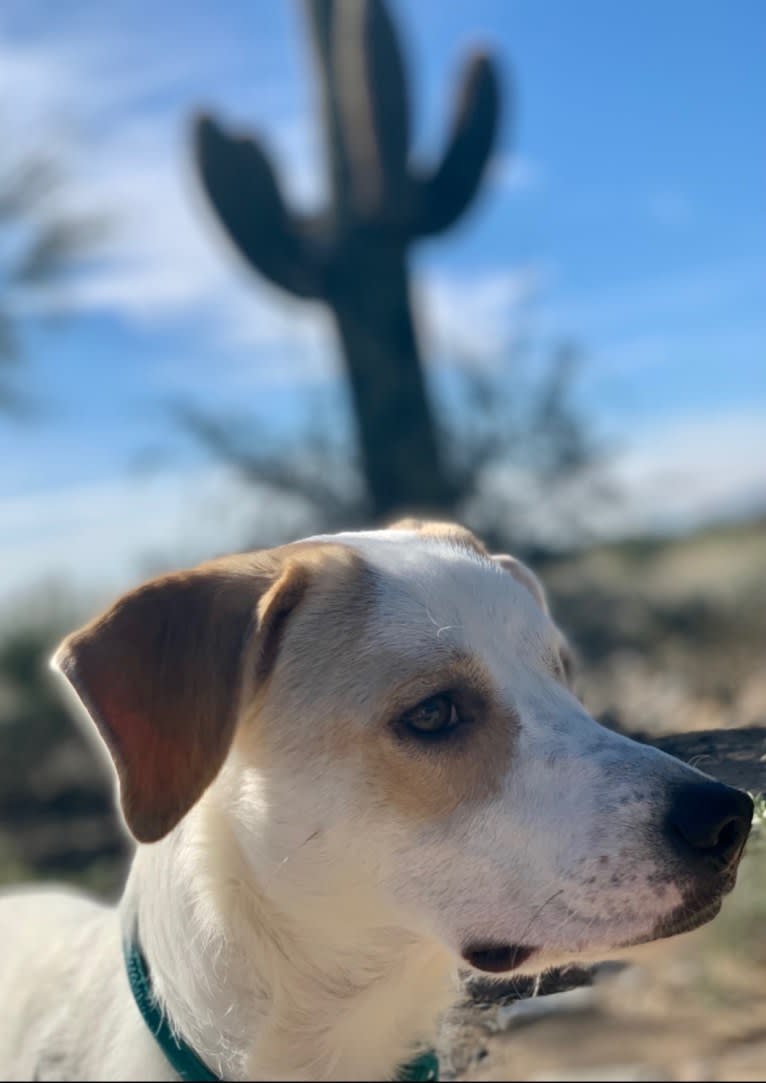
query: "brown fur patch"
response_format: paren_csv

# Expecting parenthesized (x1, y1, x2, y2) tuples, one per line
(238, 542, 515, 825)
(492, 553, 548, 613)
(55, 541, 354, 842)
(364, 651, 516, 821)
(387, 518, 490, 559)
(55, 566, 260, 842)
(254, 561, 311, 684)
(237, 543, 377, 751)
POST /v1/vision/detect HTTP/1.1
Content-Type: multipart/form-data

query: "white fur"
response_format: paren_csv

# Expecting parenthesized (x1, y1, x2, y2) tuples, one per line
(0, 528, 742, 1080)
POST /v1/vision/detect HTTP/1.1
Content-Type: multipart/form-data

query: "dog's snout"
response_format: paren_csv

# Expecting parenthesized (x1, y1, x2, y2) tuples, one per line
(665, 781, 753, 871)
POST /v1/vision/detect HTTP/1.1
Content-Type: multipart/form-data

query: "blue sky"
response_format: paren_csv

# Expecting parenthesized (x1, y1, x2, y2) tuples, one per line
(0, 0, 764, 604)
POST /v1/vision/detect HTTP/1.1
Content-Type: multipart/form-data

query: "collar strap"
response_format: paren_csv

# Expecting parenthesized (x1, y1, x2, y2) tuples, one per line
(124, 935, 218, 1082)
(395, 1048, 440, 1081)
(124, 934, 439, 1081)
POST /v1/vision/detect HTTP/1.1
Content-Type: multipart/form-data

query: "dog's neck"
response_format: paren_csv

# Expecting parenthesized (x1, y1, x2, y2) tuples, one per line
(122, 781, 457, 1082)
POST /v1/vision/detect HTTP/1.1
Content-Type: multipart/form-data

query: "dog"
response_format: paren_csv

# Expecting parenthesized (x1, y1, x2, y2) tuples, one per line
(0, 520, 753, 1081)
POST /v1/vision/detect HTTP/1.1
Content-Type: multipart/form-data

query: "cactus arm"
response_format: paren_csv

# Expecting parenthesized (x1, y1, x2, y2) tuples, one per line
(193, 114, 326, 300)
(333, 0, 410, 222)
(409, 52, 501, 238)
(304, 0, 354, 227)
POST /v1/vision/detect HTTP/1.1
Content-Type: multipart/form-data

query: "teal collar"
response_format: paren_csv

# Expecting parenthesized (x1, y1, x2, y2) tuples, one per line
(124, 935, 439, 1081)
(124, 935, 217, 1082)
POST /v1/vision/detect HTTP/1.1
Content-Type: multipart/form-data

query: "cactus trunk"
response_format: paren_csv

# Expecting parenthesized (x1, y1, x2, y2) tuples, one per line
(330, 240, 453, 516)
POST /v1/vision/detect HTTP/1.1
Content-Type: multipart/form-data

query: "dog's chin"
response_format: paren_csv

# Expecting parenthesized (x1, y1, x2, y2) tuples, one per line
(610, 893, 725, 954)
(648, 894, 724, 943)
(459, 879, 731, 977)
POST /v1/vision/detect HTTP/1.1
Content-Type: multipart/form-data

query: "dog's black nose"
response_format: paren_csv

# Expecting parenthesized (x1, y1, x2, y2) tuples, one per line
(665, 781, 753, 871)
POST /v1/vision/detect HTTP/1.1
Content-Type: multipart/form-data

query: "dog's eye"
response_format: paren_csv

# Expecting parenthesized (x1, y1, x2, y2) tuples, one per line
(399, 694, 460, 737)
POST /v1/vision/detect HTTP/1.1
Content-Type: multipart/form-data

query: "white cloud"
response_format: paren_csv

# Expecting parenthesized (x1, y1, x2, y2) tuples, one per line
(488, 152, 544, 193)
(418, 264, 548, 363)
(0, 467, 311, 610)
(468, 404, 766, 549)
(0, 40, 78, 153)
(1, 24, 553, 389)
(2, 406, 763, 607)
(0, 24, 327, 369)
(600, 407, 766, 536)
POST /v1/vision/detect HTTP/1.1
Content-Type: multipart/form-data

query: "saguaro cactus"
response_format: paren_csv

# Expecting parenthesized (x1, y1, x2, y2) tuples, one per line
(194, 0, 500, 519)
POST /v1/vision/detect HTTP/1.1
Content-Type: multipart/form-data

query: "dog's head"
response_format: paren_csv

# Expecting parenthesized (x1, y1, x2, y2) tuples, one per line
(53, 521, 752, 975)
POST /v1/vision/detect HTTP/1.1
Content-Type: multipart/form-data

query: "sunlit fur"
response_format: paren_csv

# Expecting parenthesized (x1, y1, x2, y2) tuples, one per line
(0, 524, 742, 1081)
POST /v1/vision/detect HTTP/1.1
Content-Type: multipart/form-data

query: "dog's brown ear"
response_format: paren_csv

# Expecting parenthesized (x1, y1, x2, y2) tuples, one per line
(493, 553, 577, 685)
(492, 553, 549, 614)
(52, 561, 307, 843)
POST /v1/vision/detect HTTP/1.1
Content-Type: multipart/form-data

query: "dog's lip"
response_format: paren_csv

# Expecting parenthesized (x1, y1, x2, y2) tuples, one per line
(652, 894, 724, 940)
(615, 893, 725, 951)
(461, 943, 537, 974)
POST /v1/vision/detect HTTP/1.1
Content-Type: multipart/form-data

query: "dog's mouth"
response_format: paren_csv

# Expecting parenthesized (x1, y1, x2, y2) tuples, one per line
(464, 888, 726, 972)
(461, 943, 537, 974)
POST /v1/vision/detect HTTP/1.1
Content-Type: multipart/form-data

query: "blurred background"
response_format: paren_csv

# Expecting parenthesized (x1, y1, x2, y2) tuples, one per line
(1, 1, 764, 1079)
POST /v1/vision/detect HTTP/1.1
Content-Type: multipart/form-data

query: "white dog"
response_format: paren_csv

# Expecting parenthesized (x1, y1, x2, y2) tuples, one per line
(0, 521, 752, 1081)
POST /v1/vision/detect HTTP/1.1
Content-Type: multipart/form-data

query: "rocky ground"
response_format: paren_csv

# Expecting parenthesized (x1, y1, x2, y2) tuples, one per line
(1, 517, 764, 1082)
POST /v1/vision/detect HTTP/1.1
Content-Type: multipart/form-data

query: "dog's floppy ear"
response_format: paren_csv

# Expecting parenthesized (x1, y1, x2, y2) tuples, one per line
(493, 553, 577, 684)
(492, 553, 549, 614)
(52, 560, 307, 843)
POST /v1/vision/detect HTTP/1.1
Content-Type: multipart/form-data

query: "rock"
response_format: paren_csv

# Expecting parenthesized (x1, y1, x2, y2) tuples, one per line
(651, 726, 766, 795)
(493, 986, 598, 1032)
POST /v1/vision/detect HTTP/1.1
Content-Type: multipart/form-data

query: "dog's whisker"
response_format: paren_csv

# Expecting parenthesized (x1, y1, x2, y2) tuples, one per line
(274, 828, 323, 872)
(423, 603, 461, 640)
(519, 889, 565, 948)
